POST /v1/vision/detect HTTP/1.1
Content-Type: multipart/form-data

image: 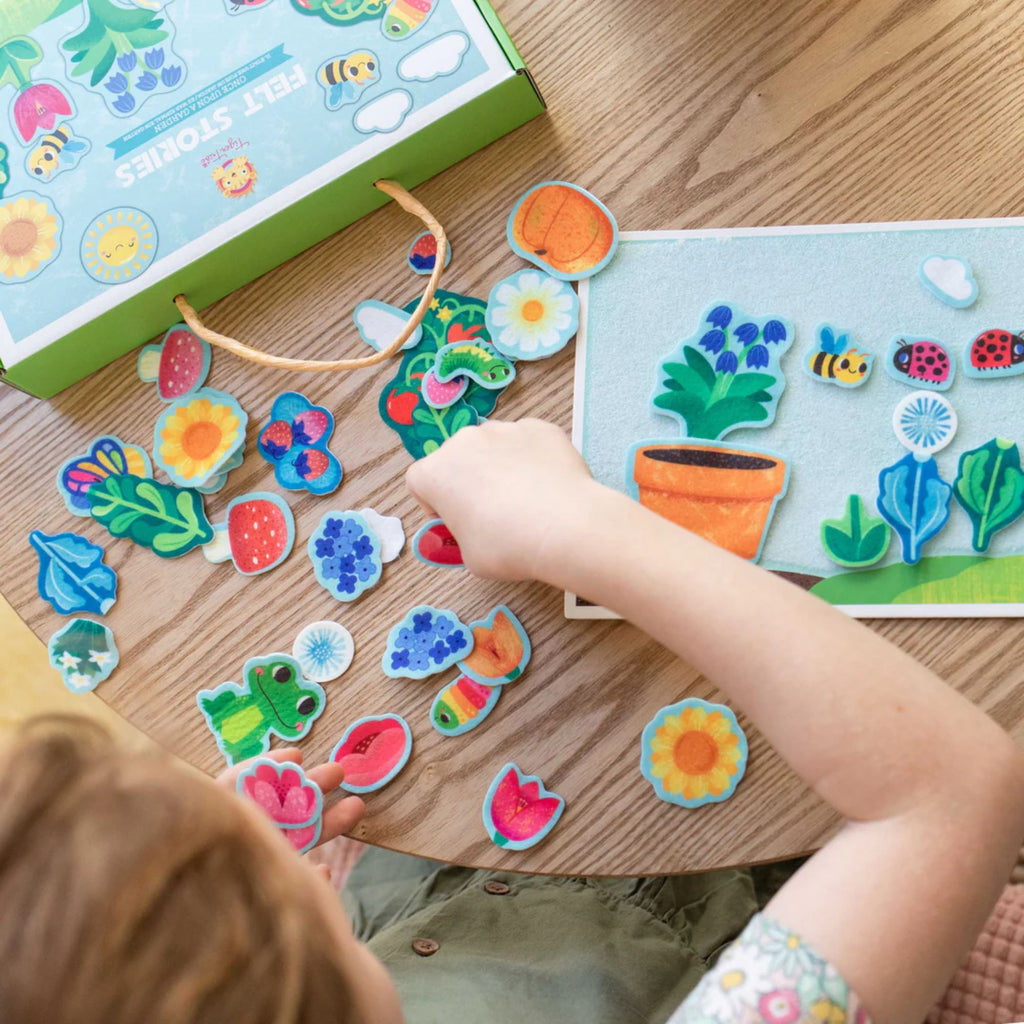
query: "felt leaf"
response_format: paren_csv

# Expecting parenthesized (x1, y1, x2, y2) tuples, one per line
(877, 454, 952, 565)
(88, 475, 213, 558)
(953, 438, 1024, 552)
(724, 372, 776, 399)
(683, 345, 716, 391)
(29, 531, 118, 615)
(820, 495, 890, 568)
(662, 362, 712, 402)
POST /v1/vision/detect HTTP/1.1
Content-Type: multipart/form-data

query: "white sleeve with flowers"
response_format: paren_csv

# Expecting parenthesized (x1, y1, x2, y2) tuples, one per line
(667, 914, 871, 1024)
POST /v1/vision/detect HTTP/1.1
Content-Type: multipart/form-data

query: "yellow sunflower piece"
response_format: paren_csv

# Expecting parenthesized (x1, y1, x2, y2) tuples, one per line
(154, 388, 248, 488)
(640, 698, 748, 807)
(0, 194, 61, 281)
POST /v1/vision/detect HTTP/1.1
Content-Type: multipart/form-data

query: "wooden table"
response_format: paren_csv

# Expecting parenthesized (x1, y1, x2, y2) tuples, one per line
(2, 0, 1023, 875)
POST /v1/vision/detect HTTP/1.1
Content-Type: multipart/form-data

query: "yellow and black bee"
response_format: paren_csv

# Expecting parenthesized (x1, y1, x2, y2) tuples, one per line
(27, 124, 87, 180)
(807, 325, 872, 388)
(317, 51, 379, 110)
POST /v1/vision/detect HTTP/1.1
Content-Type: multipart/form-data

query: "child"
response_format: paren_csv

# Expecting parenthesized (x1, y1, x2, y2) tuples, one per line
(1, 418, 1021, 1024)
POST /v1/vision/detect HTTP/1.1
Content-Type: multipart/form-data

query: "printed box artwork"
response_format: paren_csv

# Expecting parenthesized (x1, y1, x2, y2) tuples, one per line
(0, 0, 542, 396)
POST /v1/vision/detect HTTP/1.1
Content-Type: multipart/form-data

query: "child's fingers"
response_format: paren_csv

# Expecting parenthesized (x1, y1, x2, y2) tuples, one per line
(304, 761, 344, 792)
(319, 795, 366, 843)
(214, 747, 304, 788)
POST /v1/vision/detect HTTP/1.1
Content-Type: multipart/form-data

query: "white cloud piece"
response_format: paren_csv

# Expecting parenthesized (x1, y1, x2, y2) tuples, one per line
(353, 89, 412, 134)
(353, 299, 422, 352)
(919, 255, 978, 308)
(398, 32, 470, 82)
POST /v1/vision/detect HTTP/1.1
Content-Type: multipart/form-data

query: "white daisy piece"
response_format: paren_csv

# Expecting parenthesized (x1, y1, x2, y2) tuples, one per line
(66, 672, 96, 694)
(485, 269, 579, 361)
(57, 651, 81, 670)
(88, 650, 113, 669)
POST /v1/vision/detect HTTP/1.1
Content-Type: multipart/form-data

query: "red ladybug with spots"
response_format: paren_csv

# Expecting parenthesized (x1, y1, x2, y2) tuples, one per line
(968, 329, 1024, 373)
(891, 338, 952, 386)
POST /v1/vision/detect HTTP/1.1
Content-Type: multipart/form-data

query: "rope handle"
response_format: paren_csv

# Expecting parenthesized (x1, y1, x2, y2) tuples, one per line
(172, 179, 446, 372)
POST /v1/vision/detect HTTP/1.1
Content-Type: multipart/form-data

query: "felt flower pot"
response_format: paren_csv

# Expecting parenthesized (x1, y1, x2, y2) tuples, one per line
(631, 443, 788, 560)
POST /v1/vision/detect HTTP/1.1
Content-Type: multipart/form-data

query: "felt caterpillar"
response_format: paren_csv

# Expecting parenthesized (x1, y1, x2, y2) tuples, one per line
(434, 341, 515, 388)
(431, 676, 498, 734)
(382, 0, 436, 39)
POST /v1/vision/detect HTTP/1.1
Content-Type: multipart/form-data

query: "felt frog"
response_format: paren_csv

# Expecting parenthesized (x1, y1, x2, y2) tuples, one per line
(197, 654, 326, 766)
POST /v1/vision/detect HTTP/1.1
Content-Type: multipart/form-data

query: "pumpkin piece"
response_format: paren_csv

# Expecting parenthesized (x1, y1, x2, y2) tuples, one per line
(507, 181, 618, 281)
(457, 605, 531, 684)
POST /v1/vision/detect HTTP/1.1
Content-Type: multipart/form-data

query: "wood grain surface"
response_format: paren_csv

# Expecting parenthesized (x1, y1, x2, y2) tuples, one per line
(2, 0, 1023, 876)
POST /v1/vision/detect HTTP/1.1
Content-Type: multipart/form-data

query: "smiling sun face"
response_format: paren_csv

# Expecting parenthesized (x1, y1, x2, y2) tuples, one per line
(81, 208, 157, 284)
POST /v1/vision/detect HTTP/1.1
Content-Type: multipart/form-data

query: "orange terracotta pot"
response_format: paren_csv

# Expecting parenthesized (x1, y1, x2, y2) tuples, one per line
(632, 444, 788, 560)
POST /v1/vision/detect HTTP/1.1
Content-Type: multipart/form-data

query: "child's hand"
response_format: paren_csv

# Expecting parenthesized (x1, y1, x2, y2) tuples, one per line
(405, 419, 595, 581)
(217, 748, 365, 849)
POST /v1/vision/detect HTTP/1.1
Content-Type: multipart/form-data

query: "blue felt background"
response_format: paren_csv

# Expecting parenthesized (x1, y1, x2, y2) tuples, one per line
(578, 226, 1024, 578)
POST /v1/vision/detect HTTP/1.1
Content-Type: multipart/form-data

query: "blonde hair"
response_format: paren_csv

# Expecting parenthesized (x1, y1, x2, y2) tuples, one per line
(0, 717, 354, 1024)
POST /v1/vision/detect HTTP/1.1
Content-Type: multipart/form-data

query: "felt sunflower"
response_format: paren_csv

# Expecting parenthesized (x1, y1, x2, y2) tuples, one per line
(485, 269, 578, 360)
(157, 393, 243, 485)
(0, 194, 60, 280)
(641, 698, 748, 807)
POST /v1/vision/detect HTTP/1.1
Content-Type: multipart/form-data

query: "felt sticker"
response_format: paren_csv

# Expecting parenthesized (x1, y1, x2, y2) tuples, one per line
(433, 326, 516, 389)
(307, 510, 383, 602)
(381, 0, 437, 39)
(88, 474, 214, 558)
(203, 492, 295, 575)
(820, 495, 891, 568)
(964, 328, 1024, 379)
(257, 391, 342, 495)
(236, 759, 323, 855)
(154, 387, 247, 488)
(57, 435, 153, 517)
(357, 508, 404, 562)
(293, 620, 354, 682)
(803, 325, 872, 388)
(137, 324, 211, 400)
(652, 303, 794, 440)
(892, 391, 957, 456)
(353, 299, 423, 352)
(48, 618, 119, 693)
(352, 89, 411, 134)
(397, 31, 468, 81)
(0, 192, 62, 283)
(486, 269, 579, 361)
(30, 530, 117, 616)
(317, 51, 380, 110)
(953, 438, 1024, 552)
(482, 763, 564, 851)
(431, 674, 501, 737)
(412, 519, 464, 568)
(640, 698, 748, 808)
(25, 122, 89, 182)
(8, 76, 69, 146)
(457, 606, 530, 685)
(507, 181, 618, 281)
(194, 444, 245, 495)
(420, 369, 469, 409)
(80, 207, 158, 284)
(885, 336, 955, 392)
(407, 230, 452, 275)
(197, 654, 326, 766)
(877, 453, 953, 565)
(919, 255, 978, 308)
(332, 714, 412, 793)
(381, 605, 472, 679)
(289, 0, 386, 25)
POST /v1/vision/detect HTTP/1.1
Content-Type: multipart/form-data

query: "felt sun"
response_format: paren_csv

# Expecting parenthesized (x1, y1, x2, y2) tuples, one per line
(81, 207, 157, 284)
(641, 698, 748, 807)
(486, 268, 579, 360)
(0, 194, 61, 281)
(157, 394, 242, 485)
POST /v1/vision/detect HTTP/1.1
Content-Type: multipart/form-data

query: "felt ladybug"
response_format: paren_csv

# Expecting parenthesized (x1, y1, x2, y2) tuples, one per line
(968, 329, 1024, 372)
(891, 338, 951, 385)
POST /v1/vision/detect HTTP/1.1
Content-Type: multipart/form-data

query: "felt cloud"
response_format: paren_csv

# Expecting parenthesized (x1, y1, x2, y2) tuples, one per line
(353, 90, 412, 134)
(398, 32, 469, 82)
(353, 300, 422, 351)
(919, 255, 978, 308)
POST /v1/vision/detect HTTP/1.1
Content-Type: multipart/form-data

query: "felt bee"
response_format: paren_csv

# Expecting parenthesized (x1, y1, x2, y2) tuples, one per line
(434, 323, 516, 388)
(382, 0, 436, 39)
(807, 325, 871, 387)
(318, 51, 379, 109)
(431, 676, 499, 734)
(891, 337, 952, 387)
(27, 124, 86, 180)
(968, 329, 1024, 374)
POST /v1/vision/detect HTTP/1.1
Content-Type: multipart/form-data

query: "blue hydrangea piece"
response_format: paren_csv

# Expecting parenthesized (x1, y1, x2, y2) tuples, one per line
(307, 511, 382, 602)
(381, 605, 473, 680)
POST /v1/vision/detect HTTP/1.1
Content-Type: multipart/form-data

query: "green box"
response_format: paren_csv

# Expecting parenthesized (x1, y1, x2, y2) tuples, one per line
(0, 0, 544, 397)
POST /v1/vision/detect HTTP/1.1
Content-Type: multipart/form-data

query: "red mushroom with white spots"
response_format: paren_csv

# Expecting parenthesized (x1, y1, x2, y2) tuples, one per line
(203, 492, 295, 575)
(137, 324, 212, 401)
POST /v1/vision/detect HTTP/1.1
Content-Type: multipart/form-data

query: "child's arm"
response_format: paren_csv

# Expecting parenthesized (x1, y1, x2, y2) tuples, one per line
(406, 419, 1024, 1024)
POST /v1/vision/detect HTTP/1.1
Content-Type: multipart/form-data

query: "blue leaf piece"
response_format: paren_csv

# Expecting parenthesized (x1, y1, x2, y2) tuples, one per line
(29, 530, 118, 615)
(876, 453, 952, 565)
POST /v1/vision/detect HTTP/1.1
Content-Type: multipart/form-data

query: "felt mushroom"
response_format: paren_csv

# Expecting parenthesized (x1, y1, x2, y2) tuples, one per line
(203, 492, 295, 575)
(137, 324, 211, 401)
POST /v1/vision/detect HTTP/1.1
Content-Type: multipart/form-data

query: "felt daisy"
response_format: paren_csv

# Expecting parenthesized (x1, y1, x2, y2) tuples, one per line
(66, 672, 94, 693)
(156, 389, 245, 487)
(0, 194, 60, 281)
(485, 269, 579, 361)
(640, 698, 748, 807)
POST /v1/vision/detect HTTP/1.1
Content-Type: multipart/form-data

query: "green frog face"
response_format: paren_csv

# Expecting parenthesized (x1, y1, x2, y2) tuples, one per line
(246, 655, 323, 739)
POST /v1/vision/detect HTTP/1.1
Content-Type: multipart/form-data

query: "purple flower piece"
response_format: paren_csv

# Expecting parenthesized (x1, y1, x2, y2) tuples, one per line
(319, 556, 343, 579)
(334, 536, 354, 557)
(428, 640, 450, 665)
(354, 561, 376, 582)
(314, 537, 335, 559)
(434, 617, 453, 639)
(397, 627, 416, 648)
(112, 94, 136, 113)
(323, 518, 343, 539)
(699, 329, 725, 355)
(706, 305, 733, 329)
(446, 630, 468, 653)
(117, 52, 137, 72)
(337, 554, 356, 574)
(136, 71, 158, 91)
(763, 320, 788, 344)
(408, 650, 430, 673)
(734, 322, 759, 345)
(413, 611, 434, 634)
(715, 351, 739, 374)
(161, 65, 182, 88)
(390, 649, 411, 670)
(145, 48, 165, 70)
(352, 535, 374, 560)
(340, 519, 363, 543)
(745, 344, 770, 369)
(411, 632, 433, 653)
(336, 574, 358, 595)
(105, 73, 129, 93)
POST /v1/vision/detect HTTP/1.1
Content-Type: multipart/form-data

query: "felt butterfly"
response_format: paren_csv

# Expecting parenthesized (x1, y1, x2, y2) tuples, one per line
(257, 392, 343, 495)
(57, 436, 153, 516)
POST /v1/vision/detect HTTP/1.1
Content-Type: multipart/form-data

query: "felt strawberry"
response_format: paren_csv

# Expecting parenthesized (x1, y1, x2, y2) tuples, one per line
(294, 447, 331, 481)
(259, 420, 293, 460)
(203, 492, 295, 575)
(385, 388, 419, 425)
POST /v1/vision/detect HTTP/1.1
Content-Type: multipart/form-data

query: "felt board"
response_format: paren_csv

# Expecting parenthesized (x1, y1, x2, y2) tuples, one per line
(569, 222, 1024, 619)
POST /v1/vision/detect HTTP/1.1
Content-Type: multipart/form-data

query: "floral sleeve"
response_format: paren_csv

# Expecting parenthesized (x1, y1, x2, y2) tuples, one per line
(667, 914, 871, 1024)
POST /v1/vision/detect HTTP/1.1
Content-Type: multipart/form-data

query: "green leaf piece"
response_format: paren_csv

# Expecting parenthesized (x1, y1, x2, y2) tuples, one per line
(820, 494, 891, 568)
(953, 438, 1024, 552)
(62, 0, 168, 86)
(87, 474, 213, 558)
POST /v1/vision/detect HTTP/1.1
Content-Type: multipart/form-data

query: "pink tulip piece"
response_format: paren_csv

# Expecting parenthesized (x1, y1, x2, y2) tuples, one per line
(482, 763, 564, 851)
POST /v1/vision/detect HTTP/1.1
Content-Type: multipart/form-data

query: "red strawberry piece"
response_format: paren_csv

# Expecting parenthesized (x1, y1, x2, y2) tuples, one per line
(259, 420, 293, 460)
(226, 495, 294, 575)
(386, 389, 419, 425)
(159, 329, 208, 400)
(416, 522, 464, 566)
(292, 409, 330, 446)
(295, 448, 330, 481)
